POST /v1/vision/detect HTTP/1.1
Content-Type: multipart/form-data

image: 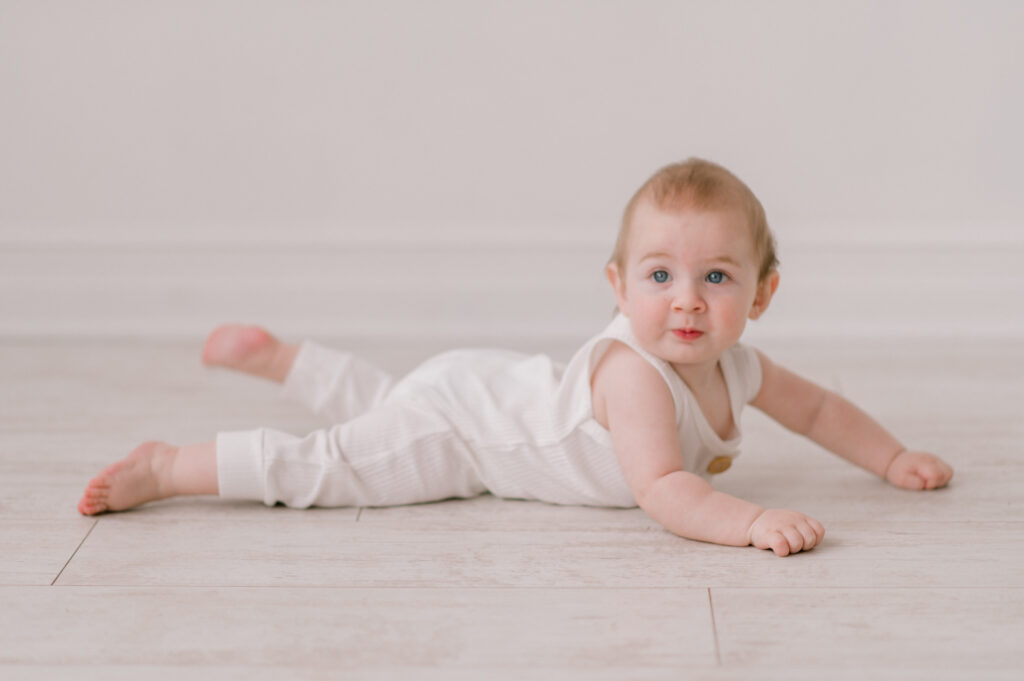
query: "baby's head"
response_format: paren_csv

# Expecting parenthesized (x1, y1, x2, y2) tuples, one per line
(606, 158, 781, 366)
(610, 158, 779, 285)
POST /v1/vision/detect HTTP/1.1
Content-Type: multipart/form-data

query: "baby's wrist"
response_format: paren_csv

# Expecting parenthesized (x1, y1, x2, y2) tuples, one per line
(882, 447, 908, 480)
(745, 507, 768, 546)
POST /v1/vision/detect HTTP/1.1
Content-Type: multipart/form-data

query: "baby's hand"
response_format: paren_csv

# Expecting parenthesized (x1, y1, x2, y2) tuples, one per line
(747, 509, 825, 557)
(885, 450, 954, 490)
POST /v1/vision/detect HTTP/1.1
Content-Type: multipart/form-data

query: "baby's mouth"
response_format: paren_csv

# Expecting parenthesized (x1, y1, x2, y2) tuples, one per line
(672, 329, 704, 340)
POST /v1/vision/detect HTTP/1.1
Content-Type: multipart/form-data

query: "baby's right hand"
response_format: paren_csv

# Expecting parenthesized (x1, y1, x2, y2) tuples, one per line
(748, 509, 825, 557)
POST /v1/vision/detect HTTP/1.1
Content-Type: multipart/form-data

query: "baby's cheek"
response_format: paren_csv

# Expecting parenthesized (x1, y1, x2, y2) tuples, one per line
(630, 300, 665, 339)
(635, 294, 667, 316)
(721, 301, 754, 331)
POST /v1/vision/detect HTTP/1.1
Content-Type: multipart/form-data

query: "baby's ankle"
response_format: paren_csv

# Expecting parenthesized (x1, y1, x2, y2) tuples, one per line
(166, 441, 219, 496)
(268, 342, 300, 383)
(150, 444, 183, 498)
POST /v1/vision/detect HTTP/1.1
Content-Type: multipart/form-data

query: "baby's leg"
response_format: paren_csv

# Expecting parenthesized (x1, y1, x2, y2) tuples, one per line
(277, 341, 396, 424)
(79, 398, 484, 513)
(78, 440, 217, 515)
(203, 324, 394, 423)
(202, 324, 299, 384)
(218, 398, 485, 508)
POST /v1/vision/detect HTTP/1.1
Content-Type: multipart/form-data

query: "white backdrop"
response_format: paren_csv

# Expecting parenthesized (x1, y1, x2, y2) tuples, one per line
(1, 1, 1022, 341)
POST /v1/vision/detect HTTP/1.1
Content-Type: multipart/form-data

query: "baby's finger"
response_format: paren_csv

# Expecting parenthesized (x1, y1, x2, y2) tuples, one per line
(809, 518, 826, 544)
(899, 470, 926, 490)
(797, 522, 819, 550)
(936, 462, 954, 487)
(781, 526, 805, 554)
(930, 466, 953, 489)
(769, 531, 791, 557)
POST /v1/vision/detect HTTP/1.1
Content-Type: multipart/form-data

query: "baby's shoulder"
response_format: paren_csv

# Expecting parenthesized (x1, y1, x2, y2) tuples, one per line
(590, 341, 673, 429)
(591, 339, 659, 383)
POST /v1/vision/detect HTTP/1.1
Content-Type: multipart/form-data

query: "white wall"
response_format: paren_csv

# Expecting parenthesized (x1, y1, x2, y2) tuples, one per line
(2, 1, 1022, 340)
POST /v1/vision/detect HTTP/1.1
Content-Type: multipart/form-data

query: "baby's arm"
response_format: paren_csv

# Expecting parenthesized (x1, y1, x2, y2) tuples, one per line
(595, 343, 824, 556)
(750, 351, 953, 490)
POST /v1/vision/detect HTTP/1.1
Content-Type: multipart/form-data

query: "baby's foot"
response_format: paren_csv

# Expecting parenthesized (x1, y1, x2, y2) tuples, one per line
(202, 324, 294, 382)
(78, 441, 178, 515)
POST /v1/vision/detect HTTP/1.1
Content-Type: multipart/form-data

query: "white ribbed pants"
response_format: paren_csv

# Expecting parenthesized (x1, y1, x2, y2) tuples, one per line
(216, 342, 487, 508)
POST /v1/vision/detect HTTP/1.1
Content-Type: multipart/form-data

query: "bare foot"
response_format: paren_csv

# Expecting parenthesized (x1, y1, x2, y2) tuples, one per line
(78, 441, 178, 515)
(201, 324, 296, 382)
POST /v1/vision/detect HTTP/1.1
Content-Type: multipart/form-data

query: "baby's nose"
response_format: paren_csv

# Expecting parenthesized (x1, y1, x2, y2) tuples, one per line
(672, 284, 706, 312)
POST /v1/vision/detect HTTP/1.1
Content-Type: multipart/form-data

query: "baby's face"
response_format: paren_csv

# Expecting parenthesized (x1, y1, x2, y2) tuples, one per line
(608, 200, 774, 373)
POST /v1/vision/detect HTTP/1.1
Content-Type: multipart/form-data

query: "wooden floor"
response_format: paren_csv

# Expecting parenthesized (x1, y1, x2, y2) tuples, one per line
(2, 334, 1022, 679)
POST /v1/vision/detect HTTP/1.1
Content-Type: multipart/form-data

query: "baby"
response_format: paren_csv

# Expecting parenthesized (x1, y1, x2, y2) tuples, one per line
(78, 158, 954, 557)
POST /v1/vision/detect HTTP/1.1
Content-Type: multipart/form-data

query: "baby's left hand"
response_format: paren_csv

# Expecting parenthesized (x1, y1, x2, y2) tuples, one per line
(885, 450, 954, 490)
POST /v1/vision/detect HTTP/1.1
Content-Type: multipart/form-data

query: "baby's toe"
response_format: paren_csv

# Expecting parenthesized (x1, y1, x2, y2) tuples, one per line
(78, 496, 105, 515)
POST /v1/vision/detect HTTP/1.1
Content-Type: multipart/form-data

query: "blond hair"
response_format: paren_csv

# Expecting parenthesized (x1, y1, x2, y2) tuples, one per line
(611, 158, 779, 282)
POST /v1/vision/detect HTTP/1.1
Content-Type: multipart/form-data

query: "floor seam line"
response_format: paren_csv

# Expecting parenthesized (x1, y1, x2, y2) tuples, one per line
(51, 519, 98, 586)
(708, 588, 722, 667)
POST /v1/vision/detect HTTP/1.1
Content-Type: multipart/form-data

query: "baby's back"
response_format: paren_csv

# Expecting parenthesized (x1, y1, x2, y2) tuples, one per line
(387, 347, 633, 507)
(390, 348, 572, 446)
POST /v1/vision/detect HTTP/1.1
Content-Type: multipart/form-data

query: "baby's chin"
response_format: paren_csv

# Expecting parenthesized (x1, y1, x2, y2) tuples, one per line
(647, 336, 724, 365)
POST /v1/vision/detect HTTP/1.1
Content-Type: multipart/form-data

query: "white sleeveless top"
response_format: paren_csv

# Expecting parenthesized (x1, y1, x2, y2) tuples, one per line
(393, 313, 763, 508)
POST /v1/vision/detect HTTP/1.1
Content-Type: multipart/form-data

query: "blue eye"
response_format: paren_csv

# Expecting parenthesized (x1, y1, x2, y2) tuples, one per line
(651, 270, 670, 284)
(706, 271, 727, 284)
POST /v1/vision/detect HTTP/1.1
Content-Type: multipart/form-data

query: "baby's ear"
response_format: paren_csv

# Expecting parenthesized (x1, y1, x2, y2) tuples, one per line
(749, 270, 780, 320)
(606, 263, 628, 312)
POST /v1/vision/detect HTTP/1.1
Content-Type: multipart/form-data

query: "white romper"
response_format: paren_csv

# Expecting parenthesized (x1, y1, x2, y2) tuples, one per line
(216, 313, 762, 509)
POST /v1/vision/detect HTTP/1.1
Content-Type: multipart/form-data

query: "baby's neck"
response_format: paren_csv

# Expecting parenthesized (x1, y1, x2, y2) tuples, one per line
(670, 359, 723, 396)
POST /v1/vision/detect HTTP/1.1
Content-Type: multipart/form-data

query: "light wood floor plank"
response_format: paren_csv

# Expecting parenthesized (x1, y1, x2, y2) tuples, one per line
(716, 463, 1022, 523)
(54, 495, 1023, 589)
(0, 517, 95, 586)
(0, 474, 97, 585)
(0, 586, 716, 676)
(0, 668, 719, 681)
(711, 587, 1024, 671)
